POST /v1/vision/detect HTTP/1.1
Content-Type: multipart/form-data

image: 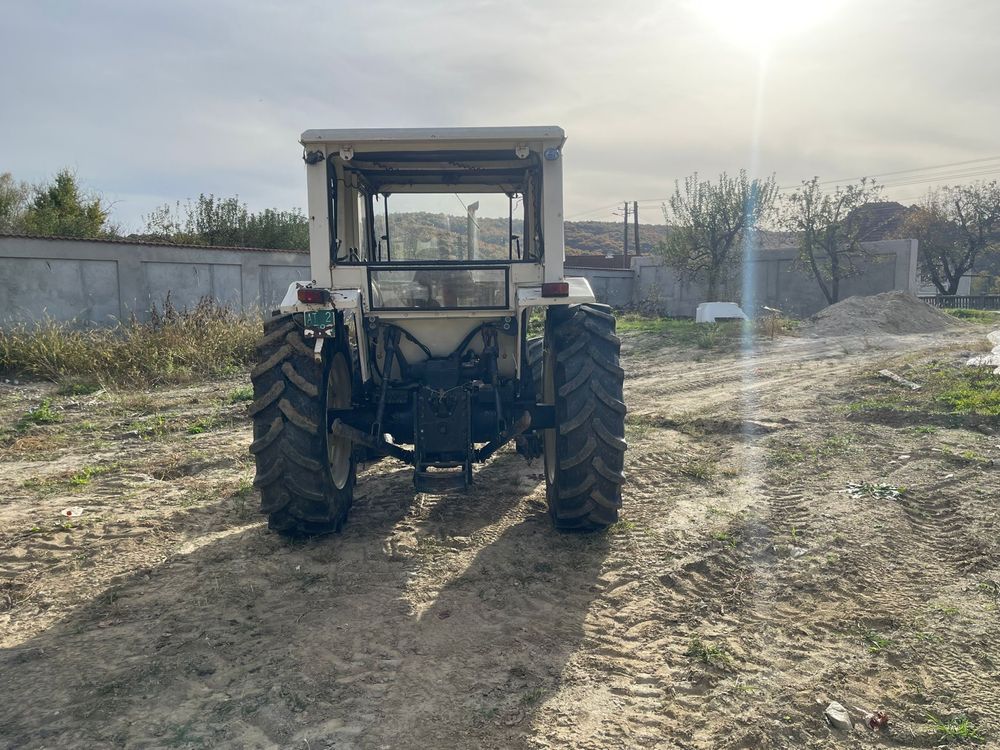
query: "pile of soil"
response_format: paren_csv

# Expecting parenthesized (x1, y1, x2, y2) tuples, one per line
(806, 290, 967, 337)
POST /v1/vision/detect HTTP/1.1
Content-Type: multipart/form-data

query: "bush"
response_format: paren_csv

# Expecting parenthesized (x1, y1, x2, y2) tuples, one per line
(0, 297, 261, 387)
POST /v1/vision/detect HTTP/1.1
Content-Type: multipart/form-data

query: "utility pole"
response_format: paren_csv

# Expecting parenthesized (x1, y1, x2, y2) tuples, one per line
(633, 201, 640, 257)
(466, 201, 479, 261)
(622, 201, 629, 263)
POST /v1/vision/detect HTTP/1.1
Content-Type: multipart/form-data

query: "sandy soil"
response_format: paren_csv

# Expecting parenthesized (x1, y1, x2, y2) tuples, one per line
(1, 325, 999, 749)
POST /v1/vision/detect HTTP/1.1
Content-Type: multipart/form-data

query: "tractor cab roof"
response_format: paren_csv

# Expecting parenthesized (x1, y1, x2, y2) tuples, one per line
(300, 126, 565, 150)
(301, 126, 565, 194)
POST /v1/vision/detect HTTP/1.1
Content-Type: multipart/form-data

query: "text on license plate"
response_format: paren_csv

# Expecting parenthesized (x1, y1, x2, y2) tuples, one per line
(304, 309, 335, 329)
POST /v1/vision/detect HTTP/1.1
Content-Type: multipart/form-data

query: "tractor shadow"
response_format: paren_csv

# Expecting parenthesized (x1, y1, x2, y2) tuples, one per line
(0, 451, 609, 749)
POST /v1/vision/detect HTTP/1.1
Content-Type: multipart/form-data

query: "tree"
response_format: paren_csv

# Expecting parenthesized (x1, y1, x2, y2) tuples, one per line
(19, 170, 113, 238)
(142, 194, 309, 250)
(781, 177, 884, 305)
(0, 172, 32, 232)
(905, 182, 1000, 295)
(903, 194, 963, 295)
(657, 170, 778, 301)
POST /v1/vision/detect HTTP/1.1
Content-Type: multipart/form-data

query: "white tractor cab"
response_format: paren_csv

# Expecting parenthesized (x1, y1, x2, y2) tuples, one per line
(252, 127, 626, 536)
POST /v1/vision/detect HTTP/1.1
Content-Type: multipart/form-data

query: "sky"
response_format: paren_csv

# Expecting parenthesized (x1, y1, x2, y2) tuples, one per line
(2, 0, 999, 229)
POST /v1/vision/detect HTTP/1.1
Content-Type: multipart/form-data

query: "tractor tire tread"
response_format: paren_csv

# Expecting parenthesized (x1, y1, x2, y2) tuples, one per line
(545, 303, 626, 532)
(249, 314, 354, 536)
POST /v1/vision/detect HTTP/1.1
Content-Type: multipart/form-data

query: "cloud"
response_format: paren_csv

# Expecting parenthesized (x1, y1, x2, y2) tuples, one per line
(1, 0, 997, 229)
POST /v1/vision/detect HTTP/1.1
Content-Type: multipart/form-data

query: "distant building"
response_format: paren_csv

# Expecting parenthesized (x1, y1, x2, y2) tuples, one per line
(917, 275, 972, 296)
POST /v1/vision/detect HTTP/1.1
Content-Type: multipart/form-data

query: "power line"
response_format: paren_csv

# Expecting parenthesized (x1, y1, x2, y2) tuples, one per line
(626, 156, 1000, 202)
(878, 166, 1000, 189)
(566, 156, 1000, 220)
(627, 166, 1000, 207)
(800, 154, 1000, 188)
(565, 202, 622, 220)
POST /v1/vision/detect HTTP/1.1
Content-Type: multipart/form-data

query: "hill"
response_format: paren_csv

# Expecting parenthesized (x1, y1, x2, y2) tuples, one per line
(380, 213, 668, 259)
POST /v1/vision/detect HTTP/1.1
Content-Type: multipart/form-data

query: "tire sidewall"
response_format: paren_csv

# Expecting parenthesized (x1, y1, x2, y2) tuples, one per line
(321, 322, 357, 501)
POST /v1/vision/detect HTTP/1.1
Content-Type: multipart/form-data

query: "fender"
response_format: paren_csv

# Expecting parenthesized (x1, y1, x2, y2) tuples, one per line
(277, 282, 370, 383)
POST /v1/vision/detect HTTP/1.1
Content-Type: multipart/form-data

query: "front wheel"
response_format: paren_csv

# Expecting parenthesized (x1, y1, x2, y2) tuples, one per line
(249, 314, 356, 536)
(543, 304, 627, 531)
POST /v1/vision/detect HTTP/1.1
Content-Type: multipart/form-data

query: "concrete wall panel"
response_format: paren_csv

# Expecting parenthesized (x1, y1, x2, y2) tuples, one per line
(212, 264, 244, 309)
(0, 257, 119, 324)
(0, 235, 309, 326)
(143, 261, 214, 309)
(260, 264, 311, 308)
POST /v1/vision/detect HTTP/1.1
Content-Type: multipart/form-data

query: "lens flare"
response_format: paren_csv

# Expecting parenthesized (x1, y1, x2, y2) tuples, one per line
(692, 0, 845, 50)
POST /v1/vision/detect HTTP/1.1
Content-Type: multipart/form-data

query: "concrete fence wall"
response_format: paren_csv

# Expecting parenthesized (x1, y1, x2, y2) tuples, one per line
(569, 239, 919, 317)
(0, 234, 919, 326)
(0, 235, 310, 325)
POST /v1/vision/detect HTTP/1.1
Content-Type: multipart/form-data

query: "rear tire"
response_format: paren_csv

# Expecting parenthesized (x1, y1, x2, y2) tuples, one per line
(543, 304, 626, 531)
(249, 314, 356, 536)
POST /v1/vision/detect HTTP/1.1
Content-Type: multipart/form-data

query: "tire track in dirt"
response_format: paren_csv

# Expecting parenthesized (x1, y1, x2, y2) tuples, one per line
(3, 328, 999, 748)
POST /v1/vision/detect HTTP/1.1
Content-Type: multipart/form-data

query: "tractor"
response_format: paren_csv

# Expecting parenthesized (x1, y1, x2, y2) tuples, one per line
(250, 126, 626, 536)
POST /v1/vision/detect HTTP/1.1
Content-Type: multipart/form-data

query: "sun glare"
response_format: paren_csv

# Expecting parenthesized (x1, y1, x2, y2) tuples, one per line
(692, 0, 844, 50)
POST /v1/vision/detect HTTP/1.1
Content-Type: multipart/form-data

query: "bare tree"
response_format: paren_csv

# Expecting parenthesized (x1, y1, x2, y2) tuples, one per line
(658, 170, 777, 301)
(781, 177, 883, 305)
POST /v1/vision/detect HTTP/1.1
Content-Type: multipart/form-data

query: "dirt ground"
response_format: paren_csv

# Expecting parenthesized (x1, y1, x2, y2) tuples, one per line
(1, 323, 999, 749)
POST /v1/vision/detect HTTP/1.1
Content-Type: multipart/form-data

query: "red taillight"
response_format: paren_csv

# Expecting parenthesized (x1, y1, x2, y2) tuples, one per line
(541, 281, 570, 297)
(297, 287, 330, 304)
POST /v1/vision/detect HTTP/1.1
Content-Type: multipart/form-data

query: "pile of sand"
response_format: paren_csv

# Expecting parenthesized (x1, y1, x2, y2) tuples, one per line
(805, 291, 967, 337)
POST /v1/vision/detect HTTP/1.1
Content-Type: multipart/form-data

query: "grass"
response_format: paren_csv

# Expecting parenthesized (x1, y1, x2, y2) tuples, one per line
(519, 688, 546, 706)
(186, 416, 219, 435)
(22, 462, 121, 493)
(69, 463, 119, 488)
(929, 601, 960, 618)
(56, 381, 103, 396)
(976, 579, 999, 600)
(819, 434, 855, 455)
(229, 476, 255, 518)
(686, 637, 732, 669)
(614, 312, 798, 350)
(945, 308, 1000, 322)
(129, 414, 171, 440)
(17, 399, 62, 429)
(936, 372, 1000, 415)
(927, 713, 983, 743)
(227, 384, 254, 403)
(861, 629, 893, 655)
(712, 531, 739, 548)
(766, 447, 805, 467)
(848, 396, 902, 413)
(0, 297, 261, 387)
(849, 360, 1000, 419)
(624, 414, 654, 441)
(679, 458, 716, 481)
(615, 315, 743, 349)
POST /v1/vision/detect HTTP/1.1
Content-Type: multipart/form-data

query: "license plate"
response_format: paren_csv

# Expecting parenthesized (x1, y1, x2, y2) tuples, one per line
(304, 309, 335, 330)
